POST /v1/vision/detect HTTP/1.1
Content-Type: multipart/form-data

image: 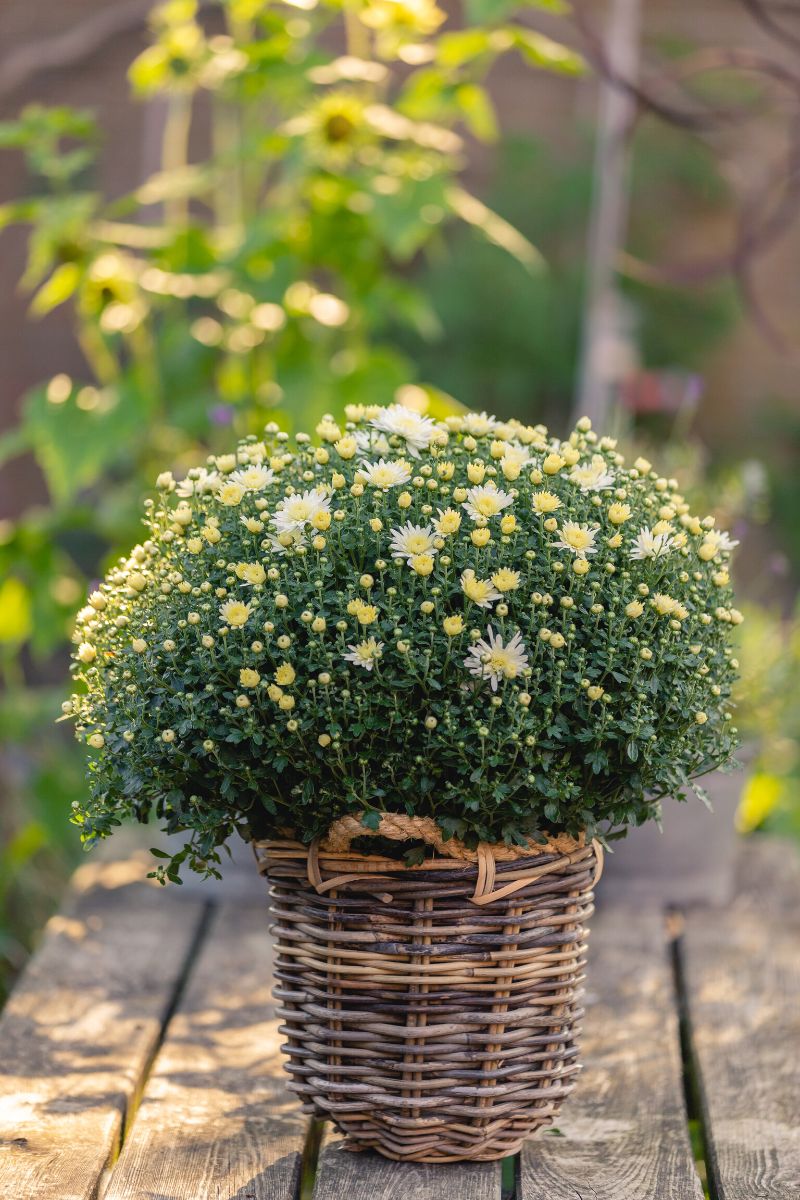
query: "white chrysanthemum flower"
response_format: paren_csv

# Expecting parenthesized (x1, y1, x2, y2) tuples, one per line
(369, 404, 439, 457)
(461, 410, 500, 436)
(342, 637, 384, 670)
(499, 444, 531, 469)
(354, 428, 391, 458)
(272, 487, 331, 534)
(462, 484, 514, 522)
(463, 627, 529, 692)
(175, 468, 220, 497)
(629, 526, 676, 561)
(359, 458, 412, 489)
(702, 529, 739, 553)
(568, 454, 616, 492)
(551, 521, 599, 558)
(230, 464, 275, 491)
(389, 522, 438, 561)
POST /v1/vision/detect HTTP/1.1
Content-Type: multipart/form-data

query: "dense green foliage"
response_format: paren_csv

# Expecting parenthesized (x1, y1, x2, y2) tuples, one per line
(67, 406, 740, 880)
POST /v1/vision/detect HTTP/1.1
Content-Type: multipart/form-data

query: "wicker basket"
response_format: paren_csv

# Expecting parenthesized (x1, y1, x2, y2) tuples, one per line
(254, 814, 603, 1163)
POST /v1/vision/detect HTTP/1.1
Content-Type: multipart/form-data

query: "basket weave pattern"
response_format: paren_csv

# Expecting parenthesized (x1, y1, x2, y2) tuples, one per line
(255, 830, 599, 1163)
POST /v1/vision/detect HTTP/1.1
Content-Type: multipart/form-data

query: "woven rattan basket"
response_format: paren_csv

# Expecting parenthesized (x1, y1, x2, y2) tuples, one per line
(254, 814, 603, 1163)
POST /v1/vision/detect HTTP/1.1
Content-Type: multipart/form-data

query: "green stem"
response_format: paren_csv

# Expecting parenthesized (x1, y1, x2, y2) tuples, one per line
(162, 92, 193, 230)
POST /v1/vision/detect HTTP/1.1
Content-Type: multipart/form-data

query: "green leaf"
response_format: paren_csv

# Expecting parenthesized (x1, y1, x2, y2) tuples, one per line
(21, 379, 151, 504)
(29, 262, 82, 316)
(445, 185, 545, 272)
(0, 423, 33, 468)
(455, 84, 498, 141)
(466, 0, 568, 20)
(437, 29, 494, 68)
(510, 28, 584, 75)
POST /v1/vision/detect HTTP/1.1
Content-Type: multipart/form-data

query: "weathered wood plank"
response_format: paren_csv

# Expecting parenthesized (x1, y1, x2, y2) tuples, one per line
(103, 901, 306, 1200)
(312, 1130, 501, 1200)
(681, 884, 800, 1199)
(0, 860, 208, 1200)
(520, 905, 703, 1199)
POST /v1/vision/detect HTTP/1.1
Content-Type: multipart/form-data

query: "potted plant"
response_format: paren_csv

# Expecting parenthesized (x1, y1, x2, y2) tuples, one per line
(66, 404, 740, 1161)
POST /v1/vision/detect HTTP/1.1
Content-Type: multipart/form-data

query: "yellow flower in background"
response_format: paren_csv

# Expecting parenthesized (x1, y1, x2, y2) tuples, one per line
(443, 614, 465, 636)
(500, 514, 516, 534)
(736, 772, 785, 833)
(240, 668, 261, 688)
(275, 663, 296, 686)
(316, 417, 342, 443)
(334, 435, 358, 459)
(625, 600, 644, 618)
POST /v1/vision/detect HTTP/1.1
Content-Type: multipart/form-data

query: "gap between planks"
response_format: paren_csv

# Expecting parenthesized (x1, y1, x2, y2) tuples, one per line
(0, 865, 214, 1200)
(519, 903, 705, 1200)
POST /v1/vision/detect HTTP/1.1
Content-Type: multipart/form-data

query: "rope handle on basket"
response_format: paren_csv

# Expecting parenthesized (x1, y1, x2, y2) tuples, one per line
(304, 814, 604, 906)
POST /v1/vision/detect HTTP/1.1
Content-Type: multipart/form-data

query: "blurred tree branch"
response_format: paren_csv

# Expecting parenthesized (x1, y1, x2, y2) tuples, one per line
(573, 0, 800, 349)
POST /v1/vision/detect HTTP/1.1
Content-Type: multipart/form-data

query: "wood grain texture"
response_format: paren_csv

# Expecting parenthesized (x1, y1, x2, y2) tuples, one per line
(0, 863, 207, 1200)
(103, 901, 306, 1200)
(312, 1131, 501, 1200)
(521, 904, 703, 1200)
(681, 881, 800, 1199)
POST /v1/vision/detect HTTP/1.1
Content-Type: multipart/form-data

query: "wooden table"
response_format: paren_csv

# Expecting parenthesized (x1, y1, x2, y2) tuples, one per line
(0, 836, 797, 1200)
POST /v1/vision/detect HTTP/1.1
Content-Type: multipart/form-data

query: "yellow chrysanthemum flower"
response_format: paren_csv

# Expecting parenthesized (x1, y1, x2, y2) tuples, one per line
(218, 482, 245, 506)
(236, 562, 266, 586)
(531, 490, 561, 514)
(219, 600, 252, 627)
(433, 508, 462, 535)
(491, 568, 520, 593)
(607, 502, 632, 525)
(410, 553, 435, 576)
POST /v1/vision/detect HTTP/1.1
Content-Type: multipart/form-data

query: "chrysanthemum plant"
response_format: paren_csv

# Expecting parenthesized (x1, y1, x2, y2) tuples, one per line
(66, 406, 741, 882)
